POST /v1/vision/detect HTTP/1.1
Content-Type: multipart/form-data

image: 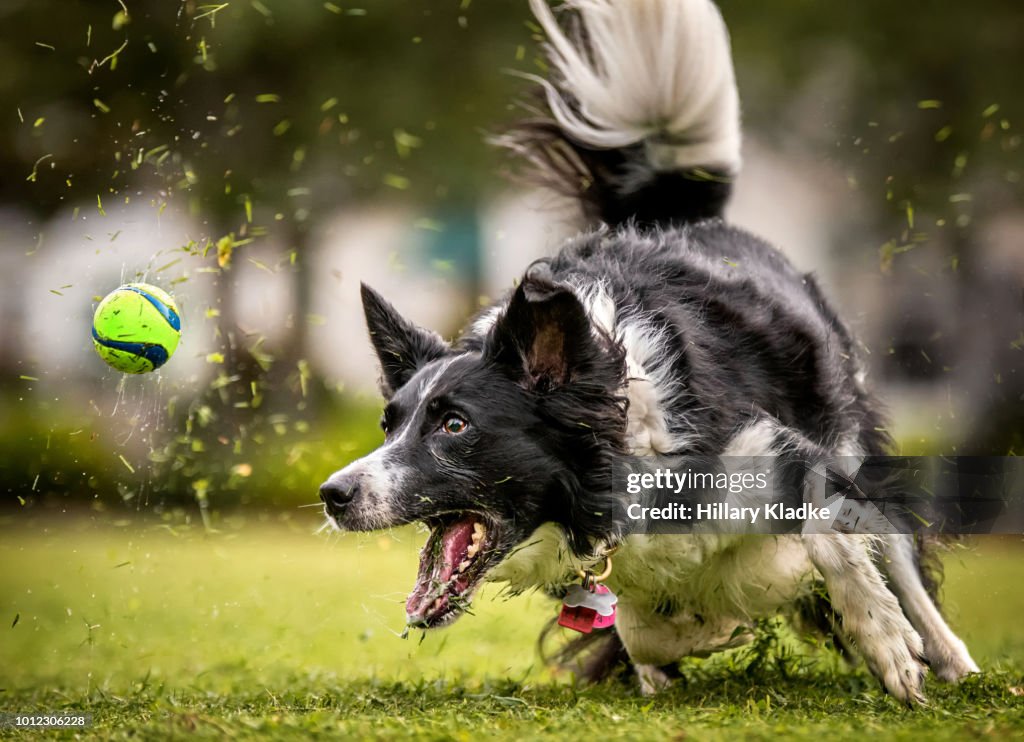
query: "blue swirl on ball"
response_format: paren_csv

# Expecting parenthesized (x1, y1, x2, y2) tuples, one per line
(91, 327, 171, 369)
(121, 285, 182, 331)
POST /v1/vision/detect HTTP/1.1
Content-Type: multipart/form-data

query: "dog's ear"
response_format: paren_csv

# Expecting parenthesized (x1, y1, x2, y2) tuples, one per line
(360, 283, 449, 398)
(485, 266, 598, 390)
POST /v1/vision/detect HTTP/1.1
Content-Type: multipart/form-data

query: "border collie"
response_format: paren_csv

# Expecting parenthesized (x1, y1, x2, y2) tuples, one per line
(320, 0, 978, 703)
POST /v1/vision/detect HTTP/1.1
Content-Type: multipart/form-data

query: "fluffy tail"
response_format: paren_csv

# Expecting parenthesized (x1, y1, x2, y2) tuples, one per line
(499, 0, 741, 227)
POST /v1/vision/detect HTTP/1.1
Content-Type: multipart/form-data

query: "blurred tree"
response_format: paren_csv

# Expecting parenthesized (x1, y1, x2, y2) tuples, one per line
(1, 0, 1021, 459)
(1, 0, 534, 501)
(719, 0, 1024, 452)
(3, 0, 532, 361)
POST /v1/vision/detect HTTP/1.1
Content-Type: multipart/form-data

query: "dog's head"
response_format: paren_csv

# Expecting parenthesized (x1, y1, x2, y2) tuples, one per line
(320, 268, 626, 628)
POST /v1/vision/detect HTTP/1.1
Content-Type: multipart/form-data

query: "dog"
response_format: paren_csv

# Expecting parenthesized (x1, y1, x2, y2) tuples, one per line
(319, 0, 978, 703)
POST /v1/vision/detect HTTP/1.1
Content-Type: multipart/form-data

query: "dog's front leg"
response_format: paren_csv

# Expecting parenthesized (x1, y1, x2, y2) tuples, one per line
(802, 533, 928, 705)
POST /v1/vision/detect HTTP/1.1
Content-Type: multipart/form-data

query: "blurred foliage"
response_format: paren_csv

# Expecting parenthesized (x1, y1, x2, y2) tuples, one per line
(1, 0, 1022, 514)
(718, 0, 1023, 275)
(3, 1, 1019, 227)
(3, 0, 535, 222)
(1, 0, 540, 515)
(153, 388, 384, 515)
(1, 387, 383, 512)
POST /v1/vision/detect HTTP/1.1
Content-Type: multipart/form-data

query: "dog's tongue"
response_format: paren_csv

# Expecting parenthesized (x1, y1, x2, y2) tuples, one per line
(406, 516, 476, 624)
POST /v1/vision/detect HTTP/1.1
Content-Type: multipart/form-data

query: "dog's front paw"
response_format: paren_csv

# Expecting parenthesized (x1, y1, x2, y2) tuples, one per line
(866, 629, 928, 706)
(880, 652, 928, 706)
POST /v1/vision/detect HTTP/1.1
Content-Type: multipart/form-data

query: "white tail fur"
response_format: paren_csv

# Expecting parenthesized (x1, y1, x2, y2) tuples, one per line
(528, 0, 741, 173)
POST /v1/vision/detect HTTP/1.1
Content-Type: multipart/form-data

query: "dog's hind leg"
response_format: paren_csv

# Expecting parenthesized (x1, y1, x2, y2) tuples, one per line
(879, 534, 979, 683)
(635, 664, 674, 696)
(802, 533, 928, 705)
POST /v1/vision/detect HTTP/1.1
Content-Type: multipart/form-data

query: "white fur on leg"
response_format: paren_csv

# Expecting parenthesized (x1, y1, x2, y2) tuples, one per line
(881, 535, 980, 683)
(528, 0, 742, 173)
(803, 534, 928, 705)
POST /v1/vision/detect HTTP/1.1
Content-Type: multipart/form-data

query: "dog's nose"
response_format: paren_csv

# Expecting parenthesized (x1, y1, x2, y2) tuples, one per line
(320, 476, 358, 515)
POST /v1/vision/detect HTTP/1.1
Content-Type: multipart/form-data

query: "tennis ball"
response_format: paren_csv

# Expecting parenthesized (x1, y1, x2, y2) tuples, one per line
(92, 283, 182, 374)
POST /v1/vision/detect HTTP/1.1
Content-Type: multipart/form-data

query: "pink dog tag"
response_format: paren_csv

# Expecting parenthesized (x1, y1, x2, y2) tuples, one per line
(558, 582, 617, 633)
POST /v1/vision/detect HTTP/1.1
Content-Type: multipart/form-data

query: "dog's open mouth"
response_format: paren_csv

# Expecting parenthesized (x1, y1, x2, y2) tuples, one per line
(406, 514, 496, 628)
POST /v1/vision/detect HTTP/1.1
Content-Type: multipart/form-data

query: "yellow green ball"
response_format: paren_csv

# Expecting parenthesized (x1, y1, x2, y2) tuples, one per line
(92, 283, 182, 374)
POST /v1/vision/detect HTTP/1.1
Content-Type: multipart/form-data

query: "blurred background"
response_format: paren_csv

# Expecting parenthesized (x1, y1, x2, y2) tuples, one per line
(1, 1, 1023, 708)
(0, 0, 1021, 519)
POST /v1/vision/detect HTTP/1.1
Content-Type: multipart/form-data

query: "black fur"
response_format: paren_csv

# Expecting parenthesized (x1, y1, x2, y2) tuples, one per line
(518, 221, 886, 457)
(360, 283, 449, 398)
(498, 118, 734, 228)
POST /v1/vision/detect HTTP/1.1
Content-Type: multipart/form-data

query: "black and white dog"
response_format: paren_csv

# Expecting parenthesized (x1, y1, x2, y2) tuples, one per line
(320, 0, 977, 703)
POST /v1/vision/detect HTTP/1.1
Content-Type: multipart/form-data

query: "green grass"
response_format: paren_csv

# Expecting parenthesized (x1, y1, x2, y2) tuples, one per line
(1, 520, 1022, 739)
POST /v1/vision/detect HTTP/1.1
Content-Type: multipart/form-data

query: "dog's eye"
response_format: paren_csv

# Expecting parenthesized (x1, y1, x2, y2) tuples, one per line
(380, 416, 389, 434)
(441, 415, 469, 435)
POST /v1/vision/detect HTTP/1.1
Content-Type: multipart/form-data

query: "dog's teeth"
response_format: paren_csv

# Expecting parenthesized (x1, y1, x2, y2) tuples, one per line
(472, 522, 486, 542)
(458, 560, 471, 572)
(433, 598, 443, 611)
(466, 542, 479, 558)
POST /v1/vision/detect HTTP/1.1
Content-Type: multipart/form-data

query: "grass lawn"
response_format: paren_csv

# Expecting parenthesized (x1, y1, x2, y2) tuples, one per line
(1, 517, 1022, 739)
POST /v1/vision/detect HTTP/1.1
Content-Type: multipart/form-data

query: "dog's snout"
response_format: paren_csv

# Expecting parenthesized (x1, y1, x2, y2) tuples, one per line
(320, 475, 359, 515)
